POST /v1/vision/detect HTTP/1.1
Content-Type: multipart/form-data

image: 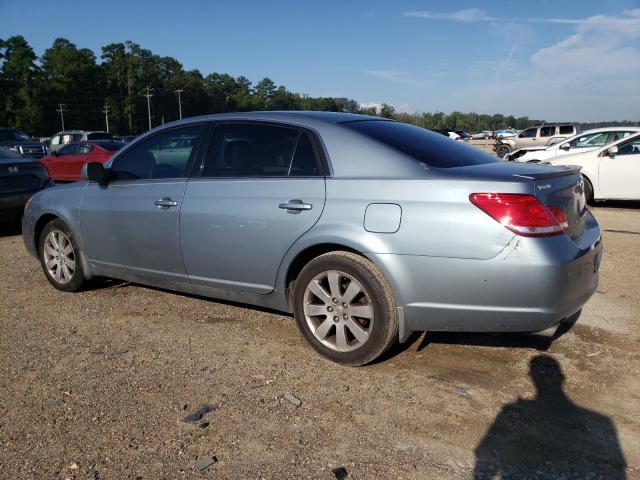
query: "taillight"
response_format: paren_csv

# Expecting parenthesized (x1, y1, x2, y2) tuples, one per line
(469, 193, 566, 237)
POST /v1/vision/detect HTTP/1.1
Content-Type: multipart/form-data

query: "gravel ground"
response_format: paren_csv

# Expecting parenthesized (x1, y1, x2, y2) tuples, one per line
(1, 205, 638, 479)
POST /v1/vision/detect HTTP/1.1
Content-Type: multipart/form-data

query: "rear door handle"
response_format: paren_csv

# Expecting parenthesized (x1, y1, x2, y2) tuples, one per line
(279, 199, 312, 213)
(155, 197, 178, 208)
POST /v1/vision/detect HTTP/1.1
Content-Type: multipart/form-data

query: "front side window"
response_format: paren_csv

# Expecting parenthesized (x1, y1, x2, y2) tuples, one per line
(111, 124, 205, 181)
(344, 120, 498, 169)
(58, 144, 78, 155)
(519, 128, 537, 138)
(617, 138, 640, 156)
(202, 123, 321, 177)
(61, 134, 73, 144)
(570, 132, 608, 149)
(87, 132, 113, 140)
(540, 126, 555, 137)
(78, 144, 92, 154)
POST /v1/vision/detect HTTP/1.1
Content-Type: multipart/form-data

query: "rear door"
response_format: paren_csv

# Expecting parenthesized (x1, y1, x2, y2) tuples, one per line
(599, 136, 640, 199)
(180, 122, 326, 294)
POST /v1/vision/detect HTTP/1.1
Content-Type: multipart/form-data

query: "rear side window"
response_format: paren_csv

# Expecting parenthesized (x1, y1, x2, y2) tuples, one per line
(202, 123, 323, 177)
(343, 120, 498, 169)
(540, 126, 555, 137)
(87, 132, 113, 140)
(559, 126, 574, 135)
(614, 131, 635, 141)
(111, 125, 205, 180)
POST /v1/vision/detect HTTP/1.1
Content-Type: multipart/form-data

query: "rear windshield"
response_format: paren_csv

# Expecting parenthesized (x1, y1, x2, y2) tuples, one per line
(87, 132, 113, 140)
(343, 120, 498, 168)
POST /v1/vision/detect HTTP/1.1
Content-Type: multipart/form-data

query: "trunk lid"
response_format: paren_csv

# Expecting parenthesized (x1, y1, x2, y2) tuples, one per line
(528, 167, 587, 240)
(450, 162, 588, 240)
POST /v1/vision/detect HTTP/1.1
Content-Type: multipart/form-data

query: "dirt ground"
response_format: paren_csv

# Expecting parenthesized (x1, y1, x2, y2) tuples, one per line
(1, 205, 638, 480)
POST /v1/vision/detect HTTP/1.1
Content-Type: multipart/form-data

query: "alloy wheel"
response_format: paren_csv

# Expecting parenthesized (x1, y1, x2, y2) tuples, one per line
(43, 230, 76, 285)
(303, 270, 374, 352)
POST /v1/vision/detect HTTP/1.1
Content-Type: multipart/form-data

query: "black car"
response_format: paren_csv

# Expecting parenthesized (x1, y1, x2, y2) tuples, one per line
(0, 128, 48, 159)
(0, 147, 50, 221)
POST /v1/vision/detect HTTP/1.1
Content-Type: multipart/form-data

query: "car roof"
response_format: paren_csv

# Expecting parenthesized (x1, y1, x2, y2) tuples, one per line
(160, 110, 383, 127)
(580, 126, 640, 134)
(78, 140, 125, 146)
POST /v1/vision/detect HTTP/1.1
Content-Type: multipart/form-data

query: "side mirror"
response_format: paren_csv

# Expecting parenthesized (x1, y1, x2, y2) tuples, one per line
(82, 162, 108, 183)
(606, 145, 618, 157)
(560, 143, 571, 150)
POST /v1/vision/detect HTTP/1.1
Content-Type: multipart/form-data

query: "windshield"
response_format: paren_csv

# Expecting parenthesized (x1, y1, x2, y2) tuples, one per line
(13, 130, 31, 141)
(343, 120, 499, 168)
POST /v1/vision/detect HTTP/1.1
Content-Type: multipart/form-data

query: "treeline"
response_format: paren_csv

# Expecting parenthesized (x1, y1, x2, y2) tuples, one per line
(0, 36, 637, 137)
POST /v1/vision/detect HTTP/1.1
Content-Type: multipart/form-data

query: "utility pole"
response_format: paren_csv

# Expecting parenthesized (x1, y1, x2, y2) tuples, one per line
(174, 88, 184, 119)
(143, 86, 154, 131)
(102, 104, 111, 132)
(57, 104, 66, 130)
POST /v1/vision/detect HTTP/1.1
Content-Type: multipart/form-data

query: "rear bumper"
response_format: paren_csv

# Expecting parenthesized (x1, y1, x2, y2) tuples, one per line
(371, 212, 602, 334)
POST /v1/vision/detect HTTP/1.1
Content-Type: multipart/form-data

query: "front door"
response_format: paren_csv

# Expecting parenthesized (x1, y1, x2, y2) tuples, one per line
(599, 136, 640, 199)
(79, 124, 206, 284)
(517, 127, 539, 148)
(180, 122, 326, 294)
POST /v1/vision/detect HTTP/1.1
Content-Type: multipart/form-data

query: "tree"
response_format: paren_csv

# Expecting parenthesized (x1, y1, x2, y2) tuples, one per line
(380, 103, 395, 119)
(0, 36, 42, 133)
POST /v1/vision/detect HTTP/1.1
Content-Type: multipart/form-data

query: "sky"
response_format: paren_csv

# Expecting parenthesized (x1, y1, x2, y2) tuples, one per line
(1, 0, 639, 121)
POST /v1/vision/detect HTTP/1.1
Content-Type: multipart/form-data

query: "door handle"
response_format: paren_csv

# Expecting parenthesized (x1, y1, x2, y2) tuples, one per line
(279, 199, 312, 213)
(155, 197, 178, 208)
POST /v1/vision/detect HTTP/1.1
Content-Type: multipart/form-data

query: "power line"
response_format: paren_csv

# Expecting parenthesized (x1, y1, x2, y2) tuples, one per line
(175, 89, 184, 120)
(56, 104, 67, 130)
(143, 86, 154, 131)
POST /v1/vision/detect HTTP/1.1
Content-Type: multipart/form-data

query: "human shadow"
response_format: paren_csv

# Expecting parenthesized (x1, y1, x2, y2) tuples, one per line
(473, 355, 627, 479)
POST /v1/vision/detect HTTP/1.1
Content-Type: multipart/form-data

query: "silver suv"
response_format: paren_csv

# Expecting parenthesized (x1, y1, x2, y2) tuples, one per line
(49, 130, 113, 153)
(495, 124, 578, 158)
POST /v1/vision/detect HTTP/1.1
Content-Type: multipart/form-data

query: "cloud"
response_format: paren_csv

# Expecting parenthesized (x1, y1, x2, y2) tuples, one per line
(403, 9, 584, 25)
(364, 70, 430, 88)
(359, 101, 413, 114)
(465, 9, 640, 120)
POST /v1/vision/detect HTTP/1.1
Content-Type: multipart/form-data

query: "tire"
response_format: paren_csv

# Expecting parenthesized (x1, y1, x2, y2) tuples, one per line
(39, 218, 87, 292)
(293, 251, 398, 366)
(582, 175, 594, 205)
(496, 145, 511, 159)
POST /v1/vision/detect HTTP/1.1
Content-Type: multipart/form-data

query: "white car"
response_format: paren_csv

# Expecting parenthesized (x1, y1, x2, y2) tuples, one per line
(507, 127, 640, 163)
(546, 132, 640, 202)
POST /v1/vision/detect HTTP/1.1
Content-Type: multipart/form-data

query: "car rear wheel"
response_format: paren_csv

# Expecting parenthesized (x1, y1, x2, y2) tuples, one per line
(39, 219, 87, 292)
(293, 251, 398, 366)
(583, 175, 594, 204)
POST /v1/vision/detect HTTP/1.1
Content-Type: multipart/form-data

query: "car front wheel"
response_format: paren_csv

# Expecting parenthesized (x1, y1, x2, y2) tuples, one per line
(39, 219, 87, 292)
(293, 251, 398, 366)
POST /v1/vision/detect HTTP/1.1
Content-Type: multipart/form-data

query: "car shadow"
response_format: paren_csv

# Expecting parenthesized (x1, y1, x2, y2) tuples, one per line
(372, 312, 581, 365)
(473, 355, 627, 479)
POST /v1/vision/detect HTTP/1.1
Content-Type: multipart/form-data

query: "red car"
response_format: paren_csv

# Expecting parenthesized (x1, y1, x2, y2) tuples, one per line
(39, 140, 125, 182)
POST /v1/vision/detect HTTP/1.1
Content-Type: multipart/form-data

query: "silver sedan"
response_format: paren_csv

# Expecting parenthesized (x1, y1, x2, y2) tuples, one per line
(22, 112, 602, 365)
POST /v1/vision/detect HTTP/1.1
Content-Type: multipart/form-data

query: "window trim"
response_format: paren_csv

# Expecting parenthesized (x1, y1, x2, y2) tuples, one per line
(192, 120, 331, 179)
(107, 122, 208, 184)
